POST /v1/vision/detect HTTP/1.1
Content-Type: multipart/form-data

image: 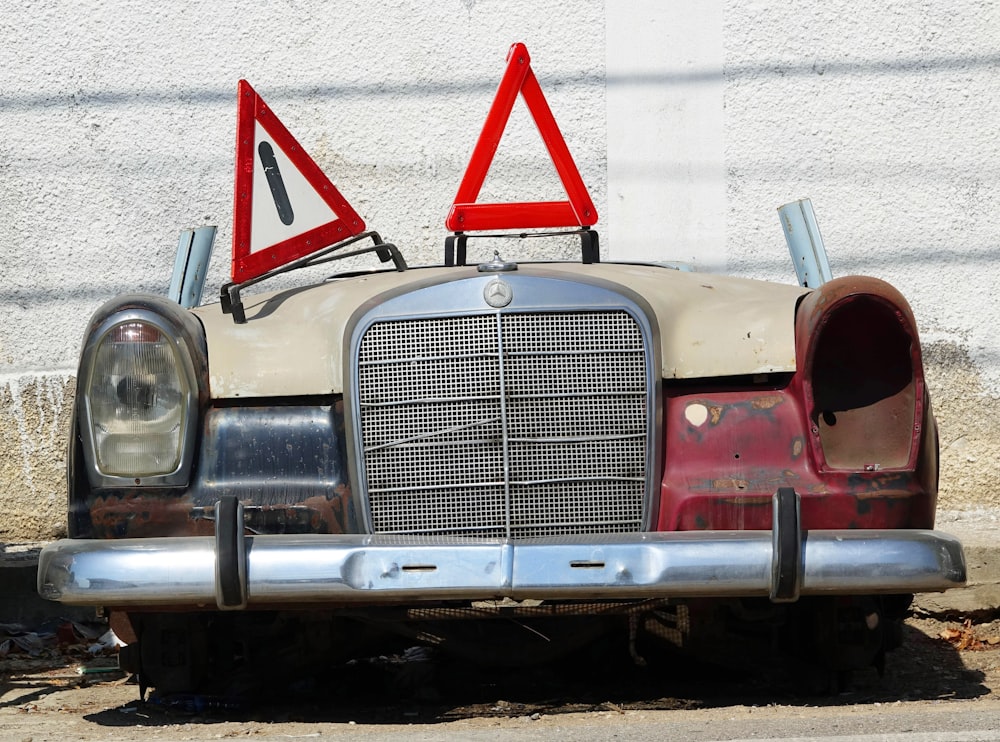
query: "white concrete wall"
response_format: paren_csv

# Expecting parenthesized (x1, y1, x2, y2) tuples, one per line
(606, 1, 726, 269)
(2, 0, 998, 538)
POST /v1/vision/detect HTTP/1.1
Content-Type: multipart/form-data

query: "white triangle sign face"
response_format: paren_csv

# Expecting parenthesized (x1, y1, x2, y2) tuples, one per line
(232, 80, 365, 282)
(249, 123, 343, 252)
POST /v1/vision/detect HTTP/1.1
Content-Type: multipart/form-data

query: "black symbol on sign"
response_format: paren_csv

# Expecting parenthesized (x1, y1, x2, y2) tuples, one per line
(258, 141, 294, 225)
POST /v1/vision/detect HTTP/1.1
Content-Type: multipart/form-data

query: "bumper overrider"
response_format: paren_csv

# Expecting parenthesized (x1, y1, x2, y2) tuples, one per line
(38, 490, 966, 610)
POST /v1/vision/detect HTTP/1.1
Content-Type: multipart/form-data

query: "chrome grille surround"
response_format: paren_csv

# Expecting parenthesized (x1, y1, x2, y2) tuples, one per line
(347, 273, 659, 539)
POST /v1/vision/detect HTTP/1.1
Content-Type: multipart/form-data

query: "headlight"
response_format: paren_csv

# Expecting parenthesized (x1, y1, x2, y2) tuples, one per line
(78, 300, 202, 485)
(796, 277, 925, 472)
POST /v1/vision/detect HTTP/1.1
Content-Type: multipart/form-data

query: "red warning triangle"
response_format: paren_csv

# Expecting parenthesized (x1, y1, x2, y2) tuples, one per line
(445, 43, 598, 232)
(231, 80, 365, 282)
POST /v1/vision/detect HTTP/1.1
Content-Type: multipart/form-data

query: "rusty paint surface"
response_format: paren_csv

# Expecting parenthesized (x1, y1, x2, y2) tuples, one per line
(85, 486, 354, 539)
(656, 277, 937, 533)
(72, 400, 358, 539)
(659, 384, 936, 531)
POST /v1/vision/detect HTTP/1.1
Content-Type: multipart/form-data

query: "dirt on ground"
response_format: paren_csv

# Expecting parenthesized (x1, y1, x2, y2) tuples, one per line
(2, 603, 1000, 740)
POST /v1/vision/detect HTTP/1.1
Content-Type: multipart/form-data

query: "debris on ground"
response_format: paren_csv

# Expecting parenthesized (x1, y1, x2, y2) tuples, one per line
(0, 617, 122, 676)
(939, 618, 1000, 651)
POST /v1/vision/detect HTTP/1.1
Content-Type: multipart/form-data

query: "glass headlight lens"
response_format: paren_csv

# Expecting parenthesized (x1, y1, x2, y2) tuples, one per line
(86, 321, 191, 477)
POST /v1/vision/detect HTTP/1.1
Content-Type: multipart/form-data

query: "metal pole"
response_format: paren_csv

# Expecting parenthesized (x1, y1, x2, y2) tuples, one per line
(777, 199, 832, 288)
(168, 226, 216, 308)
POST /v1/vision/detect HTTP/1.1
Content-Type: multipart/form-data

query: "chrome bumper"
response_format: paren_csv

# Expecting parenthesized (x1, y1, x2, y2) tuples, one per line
(38, 527, 966, 609)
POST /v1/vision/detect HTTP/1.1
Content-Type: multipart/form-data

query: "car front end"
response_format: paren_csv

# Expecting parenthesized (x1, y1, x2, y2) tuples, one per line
(38, 260, 965, 692)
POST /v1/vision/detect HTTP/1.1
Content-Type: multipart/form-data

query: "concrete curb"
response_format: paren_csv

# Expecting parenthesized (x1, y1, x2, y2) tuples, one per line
(2, 511, 995, 626)
(914, 510, 1000, 615)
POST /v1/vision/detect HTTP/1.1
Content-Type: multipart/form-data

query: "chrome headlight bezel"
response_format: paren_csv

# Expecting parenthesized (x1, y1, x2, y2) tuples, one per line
(78, 304, 201, 487)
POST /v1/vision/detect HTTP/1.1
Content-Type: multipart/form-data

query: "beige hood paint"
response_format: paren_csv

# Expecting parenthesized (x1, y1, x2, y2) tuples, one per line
(193, 264, 810, 399)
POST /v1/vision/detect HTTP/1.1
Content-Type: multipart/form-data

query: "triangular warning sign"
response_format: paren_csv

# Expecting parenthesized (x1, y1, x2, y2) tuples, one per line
(232, 80, 365, 282)
(445, 43, 598, 232)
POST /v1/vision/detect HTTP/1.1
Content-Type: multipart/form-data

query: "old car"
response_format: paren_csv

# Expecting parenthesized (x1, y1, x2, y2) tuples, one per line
(37, 47, 965, 696)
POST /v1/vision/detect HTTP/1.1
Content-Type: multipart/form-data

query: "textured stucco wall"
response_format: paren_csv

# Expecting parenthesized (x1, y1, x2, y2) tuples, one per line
(0, 376, 74, 540)
(2, 1, 999, 539)
(606, 2, 726, 268)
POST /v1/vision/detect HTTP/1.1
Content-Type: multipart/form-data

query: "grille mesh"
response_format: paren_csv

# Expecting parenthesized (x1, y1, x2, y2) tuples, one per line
(357, 311, 649, 538)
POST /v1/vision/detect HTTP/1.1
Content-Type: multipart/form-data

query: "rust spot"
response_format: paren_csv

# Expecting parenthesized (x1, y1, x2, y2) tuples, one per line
(855, 489, 912, 500)
(719, 495, 771, 506)
(791, 437, 804, 458)
(88, 481, 359, 538)
(712, 478, 750, 490)
(708, 406, 723, 425)
(751, 394, 783, 411)
(302, 492, 348, 534)
(89, 492, 203, 538)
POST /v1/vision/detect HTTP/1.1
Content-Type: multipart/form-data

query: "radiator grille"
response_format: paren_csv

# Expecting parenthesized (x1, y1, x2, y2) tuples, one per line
(357, 311, 649, 538)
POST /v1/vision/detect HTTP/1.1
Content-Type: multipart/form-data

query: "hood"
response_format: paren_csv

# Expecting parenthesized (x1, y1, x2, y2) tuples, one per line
(193, 263, 809, 399)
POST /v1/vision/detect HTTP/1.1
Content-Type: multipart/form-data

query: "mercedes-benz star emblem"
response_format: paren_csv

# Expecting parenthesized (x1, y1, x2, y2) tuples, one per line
(484, 278, 513, 308)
